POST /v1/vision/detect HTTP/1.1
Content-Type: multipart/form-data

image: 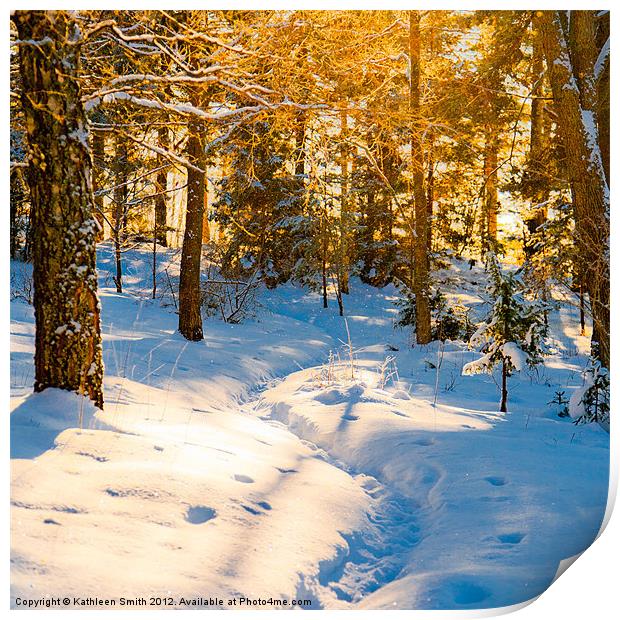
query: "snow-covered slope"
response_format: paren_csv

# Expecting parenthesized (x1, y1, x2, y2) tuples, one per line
(10, 246, 609, 610)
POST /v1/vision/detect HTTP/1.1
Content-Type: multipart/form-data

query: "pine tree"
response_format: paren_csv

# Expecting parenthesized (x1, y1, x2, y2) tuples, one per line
(463, 252, 546, 412)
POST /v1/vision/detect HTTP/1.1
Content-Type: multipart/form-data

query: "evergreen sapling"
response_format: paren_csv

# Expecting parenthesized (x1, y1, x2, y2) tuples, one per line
(462, 252, 547, 412)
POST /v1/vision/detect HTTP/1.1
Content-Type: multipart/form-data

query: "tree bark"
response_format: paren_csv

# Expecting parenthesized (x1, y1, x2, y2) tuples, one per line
(112, 134, 127, 293)
(178, 115, 206, 341)
(339, 108, 350, 295)
(91, 129, 105, 241)
(154, 125, 169, 247)
(540, 10, 610, 368)
(409, 11, 432, 344)
(483, 132, 499, 247)
(15, 10, 104, 408)
(595, 12, 610, 186)
(500, 358, 508, 413)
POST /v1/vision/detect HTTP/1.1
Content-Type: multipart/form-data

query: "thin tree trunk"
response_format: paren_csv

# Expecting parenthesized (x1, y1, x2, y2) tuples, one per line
(154, 125, 169, 247)
(178, 115, 206, 341)
(409, 11, 432, 344)
(112, 134, 127, 293)
(10, 169, 23, 258)
(322, 254, 328, 309)
(92, 129, 105, 241)
(15, 10, 104, 408)
(339, 108, 350, 295)
(152, 209, 157, 300)
(579, 276, 586, 336)
(500, 358, 508, 413)
(334, 271, 344, 317)
(483, 131, 499, 248)
(295, 111, 306, 179)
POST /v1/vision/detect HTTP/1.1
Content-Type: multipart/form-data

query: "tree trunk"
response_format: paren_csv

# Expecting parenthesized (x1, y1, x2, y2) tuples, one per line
(178, 116, 206, 341)
(409, 11, 432, 344)
(526, 21, 550, 243)
(112, 135, 127, 294)
(500, 358, 508, 413)
(15, 10, 104, 408)
(154, 125, 169, 247)
(322, 256, 328, 309)
(92, 129, 105, 241)
(579, 276, 586, 336)
(10, 169, 24, 258)
(295, 111, 306, 179)
(595, 12, 610, 186)
(482, 131, 499, 249)
(540, 10, 610, 369)
(339, 108, 350, 295)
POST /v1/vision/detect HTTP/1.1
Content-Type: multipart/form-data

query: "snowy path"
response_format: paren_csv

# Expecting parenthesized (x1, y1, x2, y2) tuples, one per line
(10, 250, 609, 610)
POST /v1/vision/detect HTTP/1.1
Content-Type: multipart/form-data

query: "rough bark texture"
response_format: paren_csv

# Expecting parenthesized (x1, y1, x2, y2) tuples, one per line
(595, 12, 610, 186)
(178, 117, 206, 341)
(15, 10, 104, 408)
(409, 11, 432, 344)
(541, 10, 609, 368)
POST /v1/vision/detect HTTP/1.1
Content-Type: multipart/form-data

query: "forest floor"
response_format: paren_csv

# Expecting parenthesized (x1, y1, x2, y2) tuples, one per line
(10, 244, 609, 610)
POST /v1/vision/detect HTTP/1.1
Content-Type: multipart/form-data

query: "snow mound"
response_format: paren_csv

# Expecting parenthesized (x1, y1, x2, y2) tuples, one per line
(314, 383, 365, 405)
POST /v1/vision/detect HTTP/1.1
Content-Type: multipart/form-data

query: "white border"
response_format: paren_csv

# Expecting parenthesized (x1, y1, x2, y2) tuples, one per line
(4, 3, 617, 618)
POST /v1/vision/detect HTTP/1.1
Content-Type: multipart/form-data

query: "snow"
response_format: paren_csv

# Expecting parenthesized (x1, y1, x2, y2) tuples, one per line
(594, 37, 610, 81)
(500, 341, 526, 372)
(10, 248, 609, 610)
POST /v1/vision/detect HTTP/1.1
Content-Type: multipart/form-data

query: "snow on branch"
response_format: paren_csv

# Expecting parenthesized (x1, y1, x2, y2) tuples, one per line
(594, 37, 609, 81)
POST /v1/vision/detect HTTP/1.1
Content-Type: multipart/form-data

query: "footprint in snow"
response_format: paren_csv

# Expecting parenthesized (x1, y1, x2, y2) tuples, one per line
(185, 505, 216, 524)
(276, 467, 298, 474)
(497, 532, 525, 545)
(450, 581, 490, 606)
(412, 437, 434, 446)
(484, 476, 507, 487)
(233, 474, 254, 484)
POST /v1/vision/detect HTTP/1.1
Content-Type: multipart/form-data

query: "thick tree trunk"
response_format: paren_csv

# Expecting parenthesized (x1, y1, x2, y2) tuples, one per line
(178, 117, 206, 341)
(595, 12, 610, 186)
(154, 125, 169, 247)
(15, 10, 104, 408)
(409, 11, 432, 344)
(540, 10, 610, 368)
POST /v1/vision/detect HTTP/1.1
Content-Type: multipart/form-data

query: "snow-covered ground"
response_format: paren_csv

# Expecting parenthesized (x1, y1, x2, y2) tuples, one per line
(10, 245, 609, 610)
